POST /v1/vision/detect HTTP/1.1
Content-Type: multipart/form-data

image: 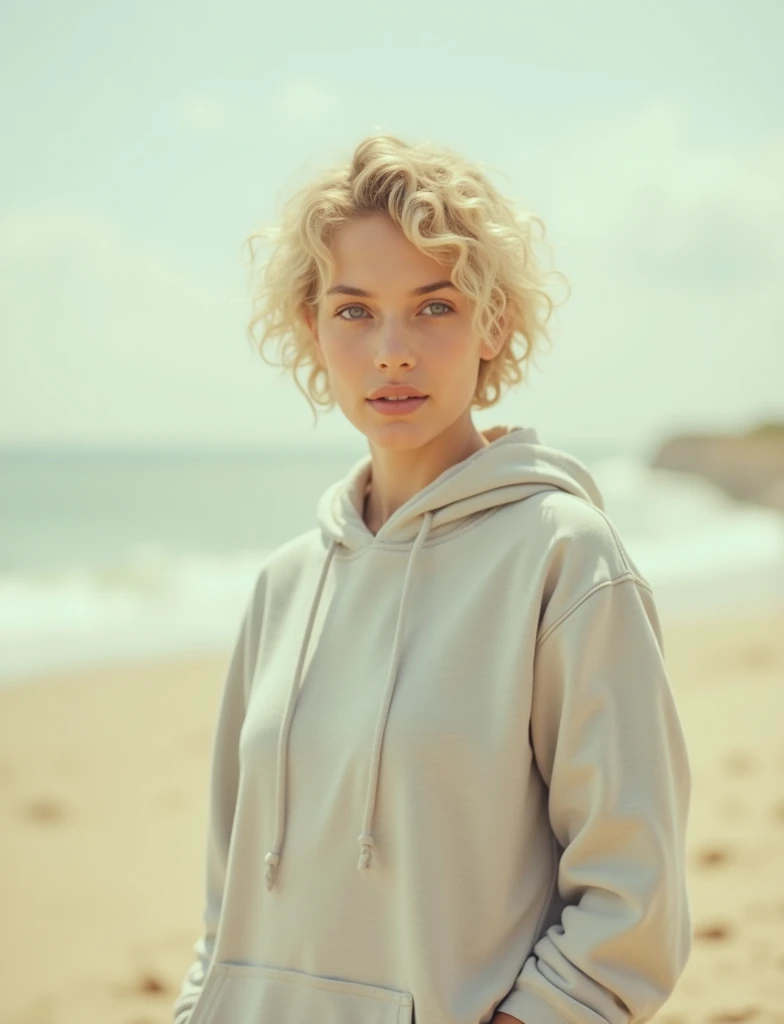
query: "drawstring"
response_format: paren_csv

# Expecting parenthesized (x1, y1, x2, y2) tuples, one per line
(264, 539, 338, 891)
(264, 510, 434, 891)
(356, 510, 433, 872)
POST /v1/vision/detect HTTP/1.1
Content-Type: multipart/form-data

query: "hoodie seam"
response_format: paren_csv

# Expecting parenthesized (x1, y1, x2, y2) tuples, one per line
(593, 505, 635, 575)
(423, 507, 499, 547)
(536, 574, 651, 649)
(334, 507, 499, 559)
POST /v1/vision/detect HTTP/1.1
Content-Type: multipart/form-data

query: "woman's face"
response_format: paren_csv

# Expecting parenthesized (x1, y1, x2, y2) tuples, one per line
(303, 213, 498, 452)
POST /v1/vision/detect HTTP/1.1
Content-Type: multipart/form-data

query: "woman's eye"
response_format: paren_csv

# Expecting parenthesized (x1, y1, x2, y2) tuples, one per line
(338, 305, 368, 320)
(336, 301, 454, 321)
(422, 301, 453, 316)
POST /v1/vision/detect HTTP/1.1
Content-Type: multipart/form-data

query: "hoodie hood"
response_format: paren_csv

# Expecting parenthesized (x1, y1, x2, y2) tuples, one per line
(317, 424, 605, 550)
(263, 424, 606, 891)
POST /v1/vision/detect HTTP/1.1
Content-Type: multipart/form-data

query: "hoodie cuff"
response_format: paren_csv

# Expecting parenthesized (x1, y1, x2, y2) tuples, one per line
(496, 986, 605, 1024)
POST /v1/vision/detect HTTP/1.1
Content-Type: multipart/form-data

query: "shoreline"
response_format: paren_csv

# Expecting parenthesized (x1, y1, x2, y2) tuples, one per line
(3, 588, 783, 692)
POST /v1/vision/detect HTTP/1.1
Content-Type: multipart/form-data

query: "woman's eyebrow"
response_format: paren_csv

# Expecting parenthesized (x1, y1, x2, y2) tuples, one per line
(326, 280, 457, 298)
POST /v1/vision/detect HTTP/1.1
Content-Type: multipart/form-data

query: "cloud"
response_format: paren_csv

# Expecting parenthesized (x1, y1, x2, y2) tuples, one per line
(513, 95, 784, 293)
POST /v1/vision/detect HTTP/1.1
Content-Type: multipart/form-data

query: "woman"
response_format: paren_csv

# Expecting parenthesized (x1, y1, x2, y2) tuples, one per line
(173, 134, 692, 1024)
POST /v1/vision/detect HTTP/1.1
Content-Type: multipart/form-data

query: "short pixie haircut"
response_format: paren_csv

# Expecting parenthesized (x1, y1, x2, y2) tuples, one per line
(242, 134, 569, 426)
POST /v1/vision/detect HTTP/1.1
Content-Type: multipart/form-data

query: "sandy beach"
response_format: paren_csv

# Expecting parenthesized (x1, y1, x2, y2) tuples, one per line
(1, 602, 783, 1024)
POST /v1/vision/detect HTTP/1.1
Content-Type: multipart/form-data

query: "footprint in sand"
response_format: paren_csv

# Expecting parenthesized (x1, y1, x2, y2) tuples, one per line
(19, 796, 68, 823)
(694, 922, 733, 942)
(735, 644, 776, 671)
(134, 970, 171, 995)
(105, 968, 175, 1010)
(694, 846, 732, 868)
(724, 750, 755, 775)
(708, 1010, 759, 1023)
(109, 968, 173, 1001)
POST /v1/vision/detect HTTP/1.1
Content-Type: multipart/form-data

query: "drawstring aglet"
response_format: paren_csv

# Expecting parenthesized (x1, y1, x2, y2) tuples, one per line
(357, 833, 375, 871)
(264, 851, 280, 890)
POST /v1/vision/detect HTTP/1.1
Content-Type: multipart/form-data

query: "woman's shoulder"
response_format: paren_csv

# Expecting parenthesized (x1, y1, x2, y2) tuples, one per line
(539, 487, 624, 542)
(248, 527, 326, 599)
(231, 528, 326, 663)
(521, 488, 653, 603)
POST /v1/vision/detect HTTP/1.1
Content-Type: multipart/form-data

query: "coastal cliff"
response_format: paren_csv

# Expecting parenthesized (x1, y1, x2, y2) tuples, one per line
(649, 422, 784, 516)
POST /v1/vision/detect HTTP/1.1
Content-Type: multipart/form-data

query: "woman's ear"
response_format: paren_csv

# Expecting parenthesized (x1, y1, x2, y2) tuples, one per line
(302, 305, 316, 339)
(302, 306, 325, 367)
(480, 315, 508, 361)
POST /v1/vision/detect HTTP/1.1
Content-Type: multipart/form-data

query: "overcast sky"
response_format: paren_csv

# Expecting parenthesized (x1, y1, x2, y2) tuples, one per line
(1, 0, 782, 453)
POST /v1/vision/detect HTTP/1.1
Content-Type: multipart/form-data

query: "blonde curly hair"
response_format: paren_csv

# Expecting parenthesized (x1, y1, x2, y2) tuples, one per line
(241, 134, 569, 427)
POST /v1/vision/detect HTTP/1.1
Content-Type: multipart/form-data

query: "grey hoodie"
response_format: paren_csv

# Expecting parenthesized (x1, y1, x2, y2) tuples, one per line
(173, 424, 692, 1024)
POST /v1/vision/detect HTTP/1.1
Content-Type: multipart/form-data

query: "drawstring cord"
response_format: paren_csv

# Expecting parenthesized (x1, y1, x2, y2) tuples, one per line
(264, 540, 338, 891)
(356, 511, 433, 872)
(265, 509, 433, 891)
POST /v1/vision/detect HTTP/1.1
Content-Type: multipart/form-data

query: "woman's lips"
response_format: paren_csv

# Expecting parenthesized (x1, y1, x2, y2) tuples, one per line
(367, 396, 428, 416)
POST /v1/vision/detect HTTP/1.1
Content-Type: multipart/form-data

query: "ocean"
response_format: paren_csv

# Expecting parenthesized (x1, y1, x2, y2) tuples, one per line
(2, 438, 783, 685)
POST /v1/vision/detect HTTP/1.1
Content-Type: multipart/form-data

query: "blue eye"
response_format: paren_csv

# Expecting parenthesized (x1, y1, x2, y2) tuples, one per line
(336, 300, 454, 321)
(422, 301, 454, 316)
(337, 305, 367, 321)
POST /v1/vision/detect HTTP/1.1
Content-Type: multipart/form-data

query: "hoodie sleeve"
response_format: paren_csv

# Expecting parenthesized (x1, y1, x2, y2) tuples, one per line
(496, 574, 692, 1024)
(171, 587, 259, 1024)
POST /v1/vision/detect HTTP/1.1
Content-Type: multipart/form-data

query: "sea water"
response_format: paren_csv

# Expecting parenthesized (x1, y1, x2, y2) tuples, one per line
(1, 438, 782, 684)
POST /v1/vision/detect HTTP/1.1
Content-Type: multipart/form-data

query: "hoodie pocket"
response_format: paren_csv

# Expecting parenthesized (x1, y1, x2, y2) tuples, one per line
(191, 960, 413, 1024)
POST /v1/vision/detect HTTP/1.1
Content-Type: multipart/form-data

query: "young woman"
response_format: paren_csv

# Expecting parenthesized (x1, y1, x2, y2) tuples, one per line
(173, 134, 692, 1024)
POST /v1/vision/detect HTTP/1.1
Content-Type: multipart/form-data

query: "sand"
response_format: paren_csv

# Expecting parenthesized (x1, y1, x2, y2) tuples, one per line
(1, 603, 783, 1024)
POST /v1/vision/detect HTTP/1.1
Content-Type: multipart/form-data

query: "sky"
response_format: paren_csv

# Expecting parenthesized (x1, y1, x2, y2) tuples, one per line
(1, 0, 782, 454)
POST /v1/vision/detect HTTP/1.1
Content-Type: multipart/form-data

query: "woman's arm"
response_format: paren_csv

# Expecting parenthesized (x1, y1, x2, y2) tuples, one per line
(171, 581, 262, 1024)
(495, 576, 692, 1024)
